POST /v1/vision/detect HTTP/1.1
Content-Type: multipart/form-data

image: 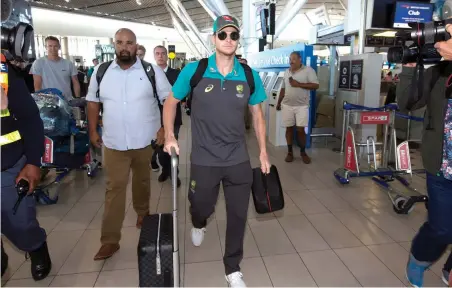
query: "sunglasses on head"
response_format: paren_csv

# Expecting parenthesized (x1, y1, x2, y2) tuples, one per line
(217, 31, 240, 41)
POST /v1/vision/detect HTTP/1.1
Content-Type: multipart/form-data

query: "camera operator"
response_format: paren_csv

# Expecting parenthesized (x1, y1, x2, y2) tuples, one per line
(397, 24, 452, 287)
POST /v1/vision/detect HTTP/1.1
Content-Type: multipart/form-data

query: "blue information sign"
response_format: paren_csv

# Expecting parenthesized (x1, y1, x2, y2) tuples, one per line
(393, 1, 433, 28)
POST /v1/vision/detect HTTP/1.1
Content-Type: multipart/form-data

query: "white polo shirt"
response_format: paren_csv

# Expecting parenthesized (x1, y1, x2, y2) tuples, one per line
(86, 58, 171, 151)
(281, 65, 319, 107)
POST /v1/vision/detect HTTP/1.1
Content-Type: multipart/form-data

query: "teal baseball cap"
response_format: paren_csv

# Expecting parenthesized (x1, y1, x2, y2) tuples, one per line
(213, 15, 240, 33)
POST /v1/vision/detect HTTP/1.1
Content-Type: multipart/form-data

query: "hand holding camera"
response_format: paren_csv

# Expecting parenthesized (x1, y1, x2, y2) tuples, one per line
(434, 24, 452, 60)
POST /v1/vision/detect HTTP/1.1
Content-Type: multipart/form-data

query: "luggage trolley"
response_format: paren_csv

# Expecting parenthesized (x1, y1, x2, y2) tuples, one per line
(32, 89, 101, 205)
(371, 112, 428, 214)
(334, 102, 398, 184)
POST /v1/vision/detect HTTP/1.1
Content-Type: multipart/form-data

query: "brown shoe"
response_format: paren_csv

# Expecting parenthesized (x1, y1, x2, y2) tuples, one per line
(136, 215, 146, 229)
(94, 244, 120, 261)
(301, 152, 311, 164)
(285, 152, 294, 162)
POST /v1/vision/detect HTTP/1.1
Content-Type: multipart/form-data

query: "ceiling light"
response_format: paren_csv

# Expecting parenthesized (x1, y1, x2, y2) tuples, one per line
(65, 0, 70, 2)
(136, 0, 142, 5)
(151, 21, 155, 25)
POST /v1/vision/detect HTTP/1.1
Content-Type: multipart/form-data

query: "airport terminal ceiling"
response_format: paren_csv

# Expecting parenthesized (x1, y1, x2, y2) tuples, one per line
(28, 0, 347, 31)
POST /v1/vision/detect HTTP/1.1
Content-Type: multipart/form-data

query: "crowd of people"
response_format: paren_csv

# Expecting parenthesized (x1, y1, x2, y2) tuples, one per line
(1, 12, 451, 288)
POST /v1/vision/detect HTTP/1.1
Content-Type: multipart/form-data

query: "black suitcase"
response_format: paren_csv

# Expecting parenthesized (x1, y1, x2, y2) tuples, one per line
(251, 165, 285, 214)
(138, 148, 180, 287)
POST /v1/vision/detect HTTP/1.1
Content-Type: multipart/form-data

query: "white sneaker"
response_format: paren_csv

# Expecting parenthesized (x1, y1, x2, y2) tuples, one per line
(191, 227, 206, 247)
(225, 272, 246, 287)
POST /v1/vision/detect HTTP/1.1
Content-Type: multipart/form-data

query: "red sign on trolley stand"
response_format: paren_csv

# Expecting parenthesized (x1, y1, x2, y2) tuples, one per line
(42, 136, 54, 164)
(397, 141, 411, 172)
(360, 111, 390, 125)
(344, 129, 358, 172)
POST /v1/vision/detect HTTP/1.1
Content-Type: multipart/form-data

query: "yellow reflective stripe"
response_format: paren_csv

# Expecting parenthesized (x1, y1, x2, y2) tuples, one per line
(0, 130, 21, 146)
(0, 109, 10, 117)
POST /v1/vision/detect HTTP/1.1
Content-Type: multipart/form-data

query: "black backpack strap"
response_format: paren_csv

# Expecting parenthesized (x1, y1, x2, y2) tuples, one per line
(96, 61, 113, 98)
(186, 58, 209, 112)
(140, 60, 164, 127)
(189, 58, 209, 92)
(140, 60, 158, 99)
(240, 63, 255, 95)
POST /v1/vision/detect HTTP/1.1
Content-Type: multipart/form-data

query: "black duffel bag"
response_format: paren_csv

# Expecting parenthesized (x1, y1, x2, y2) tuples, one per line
(251, 165, 284, 214)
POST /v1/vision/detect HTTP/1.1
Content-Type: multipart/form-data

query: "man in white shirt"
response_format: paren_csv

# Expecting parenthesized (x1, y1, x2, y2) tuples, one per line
(276, 52, 319, 164)
(86, 28, 171, 261)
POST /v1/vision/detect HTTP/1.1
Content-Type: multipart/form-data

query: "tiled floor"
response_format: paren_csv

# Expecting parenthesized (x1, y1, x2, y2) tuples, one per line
(2, 116, 450, 287)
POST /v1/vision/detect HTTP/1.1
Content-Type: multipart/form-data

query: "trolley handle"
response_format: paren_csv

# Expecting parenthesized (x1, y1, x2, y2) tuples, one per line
(395, 112, 424, 122)
(343, 102, 398, 112)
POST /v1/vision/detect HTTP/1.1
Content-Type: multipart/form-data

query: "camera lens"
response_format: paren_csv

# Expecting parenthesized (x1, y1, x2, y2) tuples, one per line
(387, 47, 404, 63)
(409, 19, 452, 45)
(387, 46, 419, 64)
(1, 23, 33, 61)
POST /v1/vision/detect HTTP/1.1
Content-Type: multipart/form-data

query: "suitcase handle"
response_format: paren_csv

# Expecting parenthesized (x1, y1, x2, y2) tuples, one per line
(170, 146, 180, 286)
(170, 147, 178, 168)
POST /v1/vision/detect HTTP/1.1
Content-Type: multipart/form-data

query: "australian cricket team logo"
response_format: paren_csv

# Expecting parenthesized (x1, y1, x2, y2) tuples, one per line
(236, 84, 244, 98)
(190, 180, 196, 193)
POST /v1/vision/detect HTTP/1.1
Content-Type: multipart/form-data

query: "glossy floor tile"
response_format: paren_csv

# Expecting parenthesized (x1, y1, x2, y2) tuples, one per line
(1, 115, 445, 287)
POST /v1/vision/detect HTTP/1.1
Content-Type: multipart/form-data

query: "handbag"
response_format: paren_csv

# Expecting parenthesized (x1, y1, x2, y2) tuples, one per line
(251, 165, 284, 214)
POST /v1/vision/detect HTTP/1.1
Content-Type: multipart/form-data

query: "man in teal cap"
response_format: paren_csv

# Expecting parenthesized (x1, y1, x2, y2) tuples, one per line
(163, 15, 270, 287)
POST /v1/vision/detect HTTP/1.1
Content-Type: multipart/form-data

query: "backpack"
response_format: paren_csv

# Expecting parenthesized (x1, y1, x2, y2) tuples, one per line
(95, 59, 163, 125)
(185, 58, 255, 113)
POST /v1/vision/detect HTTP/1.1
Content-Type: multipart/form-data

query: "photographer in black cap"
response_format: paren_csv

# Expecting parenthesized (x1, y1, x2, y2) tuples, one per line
(397, 24, 452, 287)
(1, 0, 52, 281)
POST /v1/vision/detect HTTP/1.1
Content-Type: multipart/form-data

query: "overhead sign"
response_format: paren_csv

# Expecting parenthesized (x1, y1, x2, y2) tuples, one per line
(247, 43, 313, 69)
(393, 1, 433, 28)
(95, 44, 115, 55)
(168, 45, 176, 59)
(305, 4, 331, 26)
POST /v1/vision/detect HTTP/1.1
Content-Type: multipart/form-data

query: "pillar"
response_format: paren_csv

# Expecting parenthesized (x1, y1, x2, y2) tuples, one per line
(329, 46, 336, 96)
(61, 37, 69, 60)
(358, 0, 368, 54)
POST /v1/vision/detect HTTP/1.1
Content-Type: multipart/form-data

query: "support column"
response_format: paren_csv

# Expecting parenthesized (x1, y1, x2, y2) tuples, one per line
(242, 0, 250, 58)
(274, 0, 308, 40)
(166, 0, 212, 55)
(109, 38, 114, 44)
(196, 0, 230, 18)
(61, 37, 69, 60)
(329, 46, 336, 97)
(242, 0, 259, 58)
(358, 0, 368, 54)
(165, 2, 203, 59)
(41, 36, 46, 57)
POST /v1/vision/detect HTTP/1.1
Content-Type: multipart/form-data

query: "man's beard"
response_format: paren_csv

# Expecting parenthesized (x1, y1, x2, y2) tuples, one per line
(116, 51, 135, 64)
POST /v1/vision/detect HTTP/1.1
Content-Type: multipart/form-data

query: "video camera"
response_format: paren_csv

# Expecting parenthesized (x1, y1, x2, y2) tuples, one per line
(1, 0, 34, 61)
(387, 18, 452, 64)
